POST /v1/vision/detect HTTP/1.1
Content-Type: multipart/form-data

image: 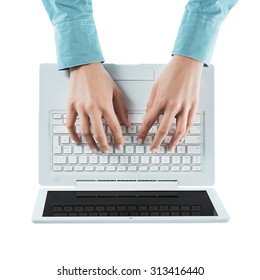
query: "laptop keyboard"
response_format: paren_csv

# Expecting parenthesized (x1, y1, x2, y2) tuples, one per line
(51, 111, 203, 172)
(43, 191, 217, 217)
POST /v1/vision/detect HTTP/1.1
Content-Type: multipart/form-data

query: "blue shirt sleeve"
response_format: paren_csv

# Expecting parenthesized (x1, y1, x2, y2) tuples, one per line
(172, 0, 238, 65)
(42, 0, 104, 70)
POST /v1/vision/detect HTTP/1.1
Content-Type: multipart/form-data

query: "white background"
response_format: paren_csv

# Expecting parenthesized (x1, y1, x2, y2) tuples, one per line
(0, 0, 259, 279)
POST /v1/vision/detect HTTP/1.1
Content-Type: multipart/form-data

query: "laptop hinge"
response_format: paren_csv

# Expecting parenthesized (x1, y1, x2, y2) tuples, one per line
(75, 180, 179, 191)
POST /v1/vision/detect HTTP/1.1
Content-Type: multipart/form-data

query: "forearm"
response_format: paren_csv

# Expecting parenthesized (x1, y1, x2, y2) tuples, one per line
(42, 0, 104, 70)
(172, 0, 238, 65)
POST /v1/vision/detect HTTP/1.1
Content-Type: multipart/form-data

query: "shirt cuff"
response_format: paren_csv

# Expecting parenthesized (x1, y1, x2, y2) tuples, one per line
(172, 12, 222, 66)
(54, 18, 104, 70)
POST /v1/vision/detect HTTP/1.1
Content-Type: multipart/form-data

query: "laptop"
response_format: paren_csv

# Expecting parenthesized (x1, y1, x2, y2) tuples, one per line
(32, 63, 229, 223)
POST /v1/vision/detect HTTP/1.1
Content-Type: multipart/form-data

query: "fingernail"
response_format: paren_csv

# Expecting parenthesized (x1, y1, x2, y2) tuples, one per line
(127, 119, 132, 127)
(117, 144, 123, 150)
(91, 148, 97, 153)
(179, 137, 185, 144)
(104, 149, 109, 155)
(137, 138, 143, 144)
(150, 148, 157, 153)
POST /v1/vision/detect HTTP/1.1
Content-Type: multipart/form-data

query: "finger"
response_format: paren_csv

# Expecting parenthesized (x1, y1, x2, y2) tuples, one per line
(150, 110, 176, 152)
(183, 104, 198, 138)
(146, 83, 158, 113)
(168, 110, 189, 151)
(78, 111, 98, 152)
(89, 112, 110, 153)
(104, 109, 124, 149)
(66, 106, 80, 144)
(113, 88, 130, 127)
(138, 105, 161, 143)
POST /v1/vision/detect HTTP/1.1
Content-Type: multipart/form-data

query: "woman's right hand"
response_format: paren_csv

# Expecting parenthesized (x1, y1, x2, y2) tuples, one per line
(67, 62, 130, 153)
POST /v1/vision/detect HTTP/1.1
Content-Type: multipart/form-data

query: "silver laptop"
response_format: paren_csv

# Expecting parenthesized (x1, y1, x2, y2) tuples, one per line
(32, 63, 229, 223)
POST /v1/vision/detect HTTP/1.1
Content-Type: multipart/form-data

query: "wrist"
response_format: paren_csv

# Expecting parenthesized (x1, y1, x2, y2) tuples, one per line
(172, 55, 203, 69)
(70, 62, 103, 73)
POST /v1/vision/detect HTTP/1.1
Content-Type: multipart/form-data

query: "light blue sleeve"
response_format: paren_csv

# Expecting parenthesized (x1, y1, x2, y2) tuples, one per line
(42, 0, 104, 70)
(172, 0, 238, 65)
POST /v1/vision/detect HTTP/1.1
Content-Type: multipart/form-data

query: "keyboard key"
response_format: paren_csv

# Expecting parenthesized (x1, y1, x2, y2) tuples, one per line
(127, 206, 137, 211)
(161, 156, 170, 164)
(182, 156, 191, 164)
(160, 166, 169, 171)
(85, 206, 94, 211)
(193, 156, 201, 164)
(64, 166, 73, 172)
(144, 136, 152, 144)
(170, 206, 180, 211)
(52, 125, 68, 134)
(117, 166, 127, 171)
(160, 212, 170, 216)
(139, 166, 148, 171)
(157, 146, 165, 154)
(53, 212, 67, 216)
(189, 126, 201, 134)
(150, 212, 160, 216)
(121, 126, 127, 134)
(171, 166, 180, 171)
(141, 156, 149, 164)
(128, 126, 137, 133)
(75, 166, 84, 171)
(53, 136, 61, 154)
(149, 205, 159, 211)
(53, 156, 66, 164)
(177, 146, 186, 154)
(85, 166, 95, 171)
(106, 206, 116, 211)
(130, 156, 139, 164)
(53, 165, 62, 171)
(138, 206, 148, 211)
(96, 166, 105, 171)
(89, 156, 98, 164)
(73, 146, 82, 154)
(171, 156, 181, 164)
(107, 166, 116, 171)
(100, 156, 108, 164)
(192, 165, 202, 171)
(149, 126, 157, 133)
(63, 146, 72, 154)
(181, 165, 191, 171)
(79, 156, 88, 164)
(185, 136, 201, 144)
(128, 166, 137, 171)
(164, 136, 171, 144)
(150, 166, 159, 171)
(110, 156, 119, 164)
(194, 114, 201, 124)
(96, 206, 105, 211)
(125, 146, 134, 153)
(136, 146, 145, 153)
(159, 205, 169, 211)
(68, 156, 77, 164)
(123, 136, 132, 143)
(60, 135, 70, 144)
(151, 156, 160, 164)
(187, 146, 201, 154)
(52, 113, 62, 119)
(52, 206, 63, 212)
(84, 146, 92, 153)
(119, 156, 129, 164)
(117, 206, 126, 211)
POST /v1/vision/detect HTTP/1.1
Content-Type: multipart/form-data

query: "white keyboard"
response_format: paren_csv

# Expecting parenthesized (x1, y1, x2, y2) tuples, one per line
(51, 111, 203, 172)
